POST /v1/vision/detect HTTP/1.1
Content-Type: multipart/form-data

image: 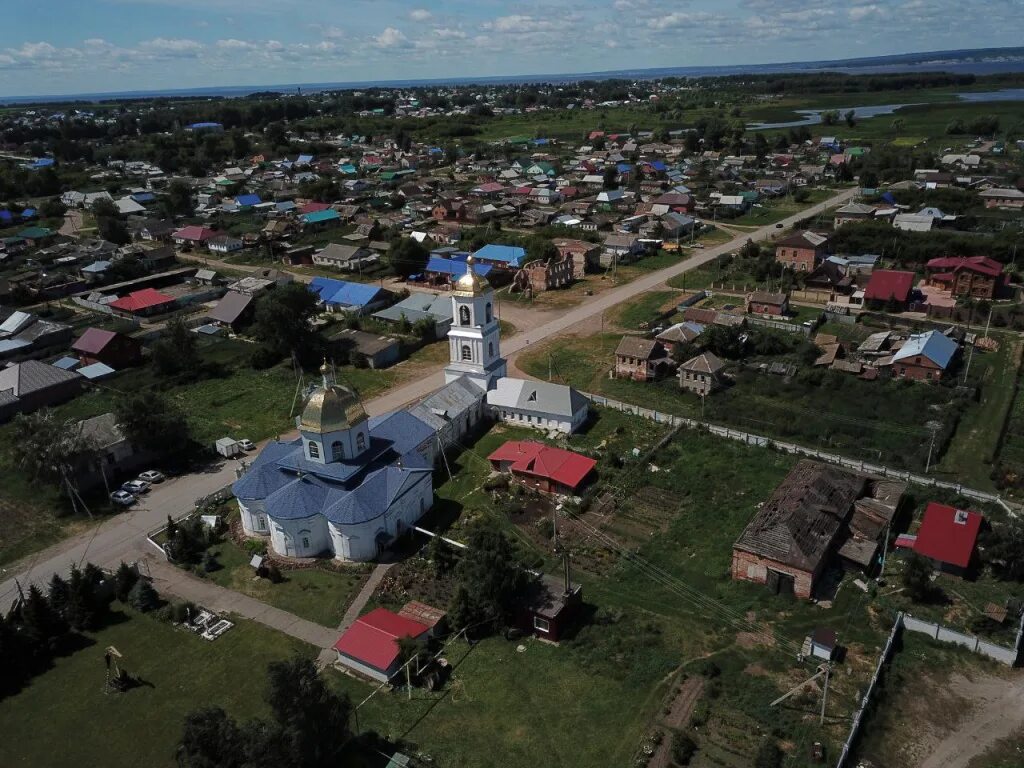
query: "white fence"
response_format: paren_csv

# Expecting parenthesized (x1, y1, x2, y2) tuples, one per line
(581, 393, 1014, 511)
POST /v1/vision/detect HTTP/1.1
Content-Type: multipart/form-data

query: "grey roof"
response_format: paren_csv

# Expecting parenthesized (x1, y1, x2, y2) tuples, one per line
(373, 292, 452, 325)
(316, 243, 367, 262)
(486, 377, 588, 418)
(208, 291, 254, 325)
(77, 412, 126, 450)
(329, 327, 399, 357)
(615, 336, 663, 359)
(417, 376, 482, 420)
(0, 360, 81, 398)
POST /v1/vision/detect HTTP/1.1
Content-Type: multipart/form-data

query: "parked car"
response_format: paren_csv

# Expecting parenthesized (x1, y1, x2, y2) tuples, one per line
(775, 222, 784, 228)
(110, 490, 136, 506)
(238, 439, 256, 451)
(121, 479, 151, 495)
(138, 470, 165, 484)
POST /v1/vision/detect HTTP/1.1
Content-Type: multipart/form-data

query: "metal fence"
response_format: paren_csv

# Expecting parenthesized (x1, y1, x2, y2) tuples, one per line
(580, 392, 1015, 512)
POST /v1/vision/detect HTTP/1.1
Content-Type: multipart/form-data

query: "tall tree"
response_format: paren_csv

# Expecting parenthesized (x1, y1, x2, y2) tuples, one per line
(450, 524, 532, 629)
(387, 237, 429, 279)
(177, 707, 245, 768)
(8, 410, 92, 490)
(114, 391, 191, 457)
(251, 283, 321, 366)
(265, 657, 352, 768)
(152, 316, 201, 378)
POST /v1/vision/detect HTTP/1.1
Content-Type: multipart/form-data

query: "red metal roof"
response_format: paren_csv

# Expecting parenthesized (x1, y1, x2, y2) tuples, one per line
(863, 270, 915, 302)
(109, 287, 174, 313)
(172, 225, 217, 242)
(488, 440, 597, 491)
(913, 502, 982, 569)
(333, 608, 429, 672)
(298, 201, 331, 215)
(925, 256, 1004, 278)
(71, 327, 117, 354)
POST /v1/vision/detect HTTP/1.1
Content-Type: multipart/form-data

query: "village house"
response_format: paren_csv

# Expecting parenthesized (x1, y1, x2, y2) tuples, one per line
(486, 377, 589, 435)
(888, 330, 959, 383)
(678, 352, 726, 396)
(863, 269, 916, 311)
(312, 243, 377, 272)
(171, 225, 218, 249)
(832, 202, 876, 228)
(656, 321, 705, 354)
(979, 187, 1024, 209)
(731, 461, 903, 598)
(70, 328, 142, 368)
(745, 290, 790, 316)
(327, 327, 402, 369)
(207, 291, 256, 332)
(924, 256, 1004, 299)
(333, 608, 430, 682)
(614, 337, 672, 381)
(487, 440, 597, 496)
(774, 231, 828, 272)
(518, 572, 583, 642)
(0, 360, 84, 422)
(896, 502, 982, 577)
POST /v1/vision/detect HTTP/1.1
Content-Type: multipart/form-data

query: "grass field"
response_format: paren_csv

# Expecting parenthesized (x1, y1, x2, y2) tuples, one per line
(728, 189, 836, 226)
(200, 525, 371, 627)
(611, 289, 680, 330)
(0, 609, 315, 768)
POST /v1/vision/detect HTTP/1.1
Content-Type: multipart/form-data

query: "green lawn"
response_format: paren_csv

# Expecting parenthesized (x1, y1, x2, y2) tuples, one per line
(0, 609, 315, 768)
(939, 336, 1022, 490)
(728, 188, 836, 226)
(200, 527, 371, 627)
(611, 289, 680, 330)
(328, 633, 669, 768)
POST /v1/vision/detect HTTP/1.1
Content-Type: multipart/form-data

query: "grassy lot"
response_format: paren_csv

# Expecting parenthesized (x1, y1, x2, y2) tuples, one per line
(328, 632, 671, 768)
(938, 335, 1023, 490)
(0, 608, 315, 768)
(199, 522, 371, 627)
(611, 289, 681, 330)
(728, 188, 836, 226)
(519, 329, 969, 473)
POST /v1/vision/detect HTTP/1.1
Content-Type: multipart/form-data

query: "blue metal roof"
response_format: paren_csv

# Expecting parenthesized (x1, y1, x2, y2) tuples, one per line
(78, 362, 116, 379)
(471, 244, 525, 267)
(52, 356, 79, 370)
(308, 277, 384, 308)
(368, 410, 435, 456)
(235, 193, 261, 206)
(424, 256, 493, 278)
(892, 330, 958, 370)
(302, 209, 341, 224)
(296, 154, 315, 164)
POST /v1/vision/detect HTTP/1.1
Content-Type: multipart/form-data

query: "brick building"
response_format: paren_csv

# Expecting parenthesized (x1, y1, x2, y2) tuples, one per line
(732, 461, 866, 599)
(614, 337, 671, 381)
(925, 256, 1004, 299)
(552, 238, 600, 278)
(745, 290, 790, 316)
(889, 330, 958, 383)
(515, 255, 574, 293)
(774, 231, 828, 271)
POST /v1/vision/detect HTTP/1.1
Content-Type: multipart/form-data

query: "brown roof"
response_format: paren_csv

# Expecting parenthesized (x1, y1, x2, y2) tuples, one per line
(679, 351, 725, 375)
(615, 336, 664, 360)
(747, 291, 788, 306)
(733, 460, 866, 572)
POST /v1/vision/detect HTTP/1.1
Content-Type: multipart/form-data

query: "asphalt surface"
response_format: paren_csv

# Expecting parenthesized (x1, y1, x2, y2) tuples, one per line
(0, 187, 857, 607)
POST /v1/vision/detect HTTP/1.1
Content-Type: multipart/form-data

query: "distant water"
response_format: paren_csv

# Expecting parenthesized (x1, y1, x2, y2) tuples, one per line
(3, 47, 1024, 105)
(746, 88, 1024, 130)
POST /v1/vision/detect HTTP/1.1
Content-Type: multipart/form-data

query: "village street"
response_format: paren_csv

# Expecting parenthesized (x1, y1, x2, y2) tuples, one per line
(0, 186, 856, 618)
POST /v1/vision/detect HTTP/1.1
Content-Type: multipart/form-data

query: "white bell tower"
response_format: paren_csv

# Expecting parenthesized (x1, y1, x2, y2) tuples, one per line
(444, 255, 506, 391)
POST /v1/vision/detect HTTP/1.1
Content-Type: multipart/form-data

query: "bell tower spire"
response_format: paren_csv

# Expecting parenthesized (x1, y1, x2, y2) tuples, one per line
(444, 254, 506, 391)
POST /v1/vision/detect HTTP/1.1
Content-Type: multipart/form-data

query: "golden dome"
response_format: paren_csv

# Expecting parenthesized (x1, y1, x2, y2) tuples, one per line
(453, 255, 491, 297)
(299, 365, 367, 433)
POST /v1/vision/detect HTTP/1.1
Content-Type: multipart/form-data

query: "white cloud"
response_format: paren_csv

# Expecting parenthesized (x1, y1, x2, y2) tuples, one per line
(375, 27, 408, 48)
(409, 9, 432, 21)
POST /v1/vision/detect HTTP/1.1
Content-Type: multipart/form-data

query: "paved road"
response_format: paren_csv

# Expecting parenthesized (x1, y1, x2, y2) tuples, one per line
(0, 186, 856, 607)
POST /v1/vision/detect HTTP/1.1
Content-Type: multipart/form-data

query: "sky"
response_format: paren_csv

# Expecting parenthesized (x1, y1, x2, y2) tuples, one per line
(1, 0, 1021, 98)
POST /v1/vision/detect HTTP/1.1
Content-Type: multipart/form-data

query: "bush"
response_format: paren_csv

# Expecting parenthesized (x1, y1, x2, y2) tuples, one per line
(671, 734, 697, 766)
(754, 740, 783, 768)
(697, 660, 721, 678)
(689, 700, 710, 728)
(170, 601, 197, 624)
(244, 539, 268, 556)
(201, 551, 220, 573)
(249, 346, 280, 370)
(264, 563, 283, 584)
(114, 561, 139, 602)
(128, 579, 160, 613)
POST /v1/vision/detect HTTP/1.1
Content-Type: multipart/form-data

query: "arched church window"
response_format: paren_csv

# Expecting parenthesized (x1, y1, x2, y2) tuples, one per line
(461, 344, 472, 361)
(308, 441, 320, 459)
(459, 305, 470, 326)
(331, 441, 344, 461)
(356, 432, 366, 452)
(485, 302, 493, 323)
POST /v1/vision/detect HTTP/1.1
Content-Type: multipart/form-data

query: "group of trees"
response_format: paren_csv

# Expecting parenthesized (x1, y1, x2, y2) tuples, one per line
(0, 561, 141, 697)
(250, 282, 323, 368)
(830, 219, 1024, 266)
(177, 658, 355, 768)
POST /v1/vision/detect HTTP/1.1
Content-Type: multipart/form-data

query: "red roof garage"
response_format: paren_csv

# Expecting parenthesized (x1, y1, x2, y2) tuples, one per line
(333, 608, 430, 682)
(109, 287, 175, 316)
(898, 502, 983, 576)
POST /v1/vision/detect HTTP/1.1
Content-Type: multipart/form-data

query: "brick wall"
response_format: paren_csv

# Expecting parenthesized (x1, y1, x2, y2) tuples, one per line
(731, 548, 815, 599)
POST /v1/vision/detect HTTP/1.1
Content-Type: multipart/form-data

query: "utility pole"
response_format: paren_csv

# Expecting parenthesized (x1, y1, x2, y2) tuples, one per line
(925, 422, 940, 474)
(819, 664, 831, 725)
